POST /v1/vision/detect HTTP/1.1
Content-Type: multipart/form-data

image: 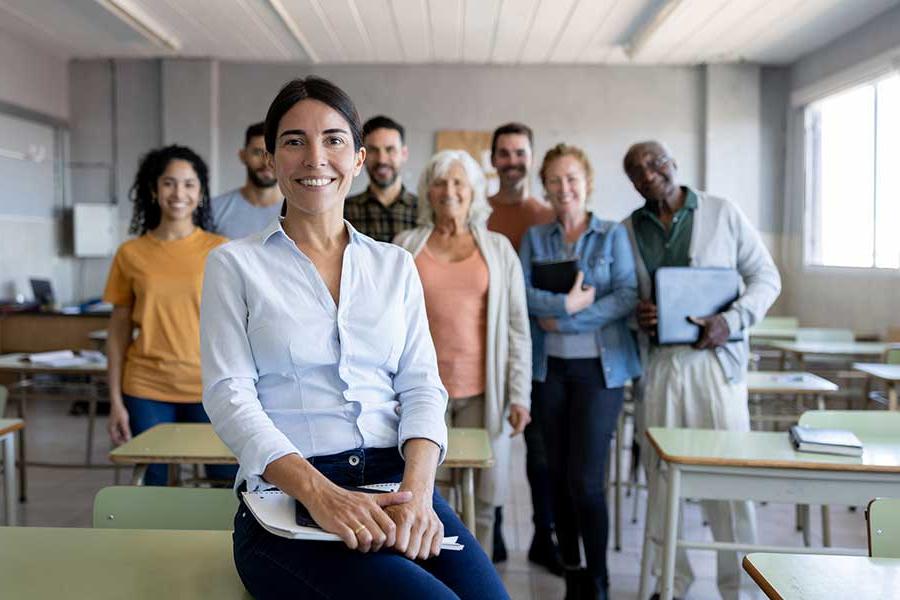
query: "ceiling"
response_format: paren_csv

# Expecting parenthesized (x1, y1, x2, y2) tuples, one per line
(1, 0, 898, 65)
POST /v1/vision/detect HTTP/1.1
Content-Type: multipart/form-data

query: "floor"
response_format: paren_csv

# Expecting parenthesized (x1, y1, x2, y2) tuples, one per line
(5, 396, 869, 600)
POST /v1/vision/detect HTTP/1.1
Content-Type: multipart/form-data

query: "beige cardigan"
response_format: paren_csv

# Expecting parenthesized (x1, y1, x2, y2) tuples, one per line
(394, 225, 532, 434)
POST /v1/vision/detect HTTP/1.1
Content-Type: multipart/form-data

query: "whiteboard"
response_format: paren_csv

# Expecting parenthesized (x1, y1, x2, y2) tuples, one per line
(0, 112, 57, 219)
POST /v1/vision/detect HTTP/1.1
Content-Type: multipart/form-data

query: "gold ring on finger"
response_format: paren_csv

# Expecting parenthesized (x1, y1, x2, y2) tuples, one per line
(353, 524, 367, 536)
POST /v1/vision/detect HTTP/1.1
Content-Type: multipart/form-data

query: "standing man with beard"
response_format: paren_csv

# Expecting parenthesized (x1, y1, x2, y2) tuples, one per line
(344, 116, 417, 242)
(486, 123, 559, 572)
(210, 122, 283, 239)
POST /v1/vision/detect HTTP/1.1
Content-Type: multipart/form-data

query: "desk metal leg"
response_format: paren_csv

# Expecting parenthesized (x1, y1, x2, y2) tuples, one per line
(822, 505, 831, 547)
(637, 473, 654, 600)
(461, 467, 475, 533)
(660, 464, 681, 600)
(614, 410, 623, 551)
(86, 382, 98, 466)
(16, 376, 27, 503)
(3, 432, 16, 525)
(889, 383, 897, 412)
(131, 464, 148, 485)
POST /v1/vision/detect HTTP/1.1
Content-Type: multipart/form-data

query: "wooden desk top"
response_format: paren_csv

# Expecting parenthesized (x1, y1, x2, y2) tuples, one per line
(743, 553, 900, 600)
(0, 527, 250, 599)
(771, 341, 888, 356)
(0, 418, 24, 437)
(111, 423, 495, 469)
(0, 352, 107, 374)
(646, 427, 900, 473)
(747, 371, 838, 394)
(854, 363, 900, 382)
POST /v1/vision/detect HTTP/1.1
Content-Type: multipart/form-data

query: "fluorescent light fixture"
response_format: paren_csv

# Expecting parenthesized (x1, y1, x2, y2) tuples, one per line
(267, 0, 320, 63)
(95, 0, 181, 52)
(625, 0, 682, 60)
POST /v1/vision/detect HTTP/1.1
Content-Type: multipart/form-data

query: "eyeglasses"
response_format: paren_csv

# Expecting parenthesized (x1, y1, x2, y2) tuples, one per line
(626, 155, 671, 178)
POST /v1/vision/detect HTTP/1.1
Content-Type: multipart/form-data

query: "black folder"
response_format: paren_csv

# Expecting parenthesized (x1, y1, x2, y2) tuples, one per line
(531, 258, 578, 294)
(654, 267, 743, 344)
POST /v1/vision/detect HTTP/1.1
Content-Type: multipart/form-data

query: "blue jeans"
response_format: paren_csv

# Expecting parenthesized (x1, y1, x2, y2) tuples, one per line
(535, 357, 624, 591)
(233, 447, 509, 599)
(123, 394, 238, 486)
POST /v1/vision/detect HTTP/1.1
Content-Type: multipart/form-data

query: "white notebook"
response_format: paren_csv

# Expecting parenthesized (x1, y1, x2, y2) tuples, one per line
(241, 485, 464, 551)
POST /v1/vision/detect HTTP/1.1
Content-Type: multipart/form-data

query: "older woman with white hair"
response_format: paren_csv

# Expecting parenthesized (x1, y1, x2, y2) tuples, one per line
(394, 149, 532, 557)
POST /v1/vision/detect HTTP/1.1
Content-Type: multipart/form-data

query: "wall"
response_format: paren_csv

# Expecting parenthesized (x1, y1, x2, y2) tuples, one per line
(0, 32, 70, 301)
(782, 5, 900, 335)
(216, 63, 706, 222)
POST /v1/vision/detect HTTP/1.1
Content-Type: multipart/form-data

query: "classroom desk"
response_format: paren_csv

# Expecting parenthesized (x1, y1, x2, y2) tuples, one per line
(638, 427, 900, 600)
(743, 552, 900, 600)
(749, 326, 798, 342)
(110, 423, 494, 533)
(771, 341, 888, 371)
(0, 526, 250, 599)
(747, 371, 839, 424)
(0, 353, 107, 501)
(0, 419, 23, 525)
(853, 363, 900, 411)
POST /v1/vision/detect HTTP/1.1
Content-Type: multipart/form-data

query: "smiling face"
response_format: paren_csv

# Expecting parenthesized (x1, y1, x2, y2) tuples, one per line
(272, 98, 365, 218)
(491, 133, 532, 189)
(155, 159, 201, 224)
(240, 135, 277, 188)
(623, 143, 678, 204)
(363, 127, 407, 189)
(542, 154, 589, 221)
(428, 161, 473, 224)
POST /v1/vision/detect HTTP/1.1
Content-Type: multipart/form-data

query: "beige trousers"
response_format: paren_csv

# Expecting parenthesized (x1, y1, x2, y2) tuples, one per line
(443, 394, 511, 556)
(641, 345, 758, 600)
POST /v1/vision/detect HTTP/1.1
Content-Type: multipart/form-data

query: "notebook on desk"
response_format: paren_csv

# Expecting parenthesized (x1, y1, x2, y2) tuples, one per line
(655, 267, 744, 345)
(789, 426, 863, 457)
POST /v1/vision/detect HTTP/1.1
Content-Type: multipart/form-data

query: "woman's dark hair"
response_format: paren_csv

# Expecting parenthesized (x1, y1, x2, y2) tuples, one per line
(128, 145, 213, 235)
(264, 76, 363, 154)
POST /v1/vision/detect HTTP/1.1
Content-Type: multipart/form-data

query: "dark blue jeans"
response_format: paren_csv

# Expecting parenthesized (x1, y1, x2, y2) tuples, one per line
(535, 357, 624, 591)
(123, 394, 238, 486)
(524, 384, 555, 534)
(233, 447, 509, 600)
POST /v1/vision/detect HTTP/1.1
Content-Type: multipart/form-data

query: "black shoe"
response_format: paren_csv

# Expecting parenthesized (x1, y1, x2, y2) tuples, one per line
(576, 570, 608, 600)
(649, 594, 683, 600)
(492, 507, 508, 563)
(528, 530, 564, 576)
(564, 568, 584, 600)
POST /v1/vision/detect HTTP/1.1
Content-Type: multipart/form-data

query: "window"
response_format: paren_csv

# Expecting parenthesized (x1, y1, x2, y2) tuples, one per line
(805, 74, 900, 269)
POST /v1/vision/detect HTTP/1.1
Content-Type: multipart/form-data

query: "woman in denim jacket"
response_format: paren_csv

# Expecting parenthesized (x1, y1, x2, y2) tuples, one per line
(519, 143, 641, 600)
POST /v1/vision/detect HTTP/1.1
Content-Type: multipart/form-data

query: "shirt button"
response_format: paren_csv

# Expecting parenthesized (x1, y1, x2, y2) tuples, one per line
(348, 455, 360, 466)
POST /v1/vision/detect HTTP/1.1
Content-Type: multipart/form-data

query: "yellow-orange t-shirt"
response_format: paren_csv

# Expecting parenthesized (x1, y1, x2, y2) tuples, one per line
(487, 196, 556, 251)
(103, 229, 227, 402)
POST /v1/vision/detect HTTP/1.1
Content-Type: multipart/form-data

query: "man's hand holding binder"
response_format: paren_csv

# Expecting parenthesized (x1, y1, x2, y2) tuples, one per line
(687, 313, 731, 349)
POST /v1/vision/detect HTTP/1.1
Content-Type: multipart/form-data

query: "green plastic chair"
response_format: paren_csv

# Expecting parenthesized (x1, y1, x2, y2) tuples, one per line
(798, 409, 900, 436)
(93, 486, 238, 530)
(756, 316, 799, 331)
(798, 411, 900, 546)
(867, 498, 900, 558)
(795, 328, 854, 343)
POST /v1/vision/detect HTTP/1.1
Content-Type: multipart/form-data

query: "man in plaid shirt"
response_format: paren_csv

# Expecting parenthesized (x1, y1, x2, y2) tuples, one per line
(344, 116, 418, 242)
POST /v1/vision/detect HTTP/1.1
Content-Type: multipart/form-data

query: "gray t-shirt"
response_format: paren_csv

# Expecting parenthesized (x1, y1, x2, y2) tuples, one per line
(210, 189, 282, 239)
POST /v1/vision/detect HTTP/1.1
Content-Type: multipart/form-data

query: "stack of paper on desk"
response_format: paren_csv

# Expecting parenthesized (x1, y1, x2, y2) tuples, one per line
(241, 486, 464, 551)
(27, 350, 88, 367)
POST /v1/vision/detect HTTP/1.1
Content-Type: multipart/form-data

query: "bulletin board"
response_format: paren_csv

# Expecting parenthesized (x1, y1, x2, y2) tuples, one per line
(0, 112, 57, 219)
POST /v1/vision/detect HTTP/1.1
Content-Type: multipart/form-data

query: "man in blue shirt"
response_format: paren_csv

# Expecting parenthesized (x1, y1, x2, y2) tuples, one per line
(210, 122, 283, 239)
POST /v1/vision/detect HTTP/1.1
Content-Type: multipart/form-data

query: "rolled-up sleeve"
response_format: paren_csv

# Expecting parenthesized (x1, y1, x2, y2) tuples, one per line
(393, 253, 449, 463)
(201, 250, 300, 491)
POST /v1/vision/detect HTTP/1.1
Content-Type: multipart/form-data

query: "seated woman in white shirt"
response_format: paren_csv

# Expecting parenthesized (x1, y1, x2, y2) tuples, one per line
(200, 76, 509, 600)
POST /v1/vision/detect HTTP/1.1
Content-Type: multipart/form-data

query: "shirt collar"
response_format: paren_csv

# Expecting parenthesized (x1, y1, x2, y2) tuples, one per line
(366, 184, 414, 206)
(261, 216, 363, 246)
(550, 212, 608, 238)
(635, 186, 697, 221)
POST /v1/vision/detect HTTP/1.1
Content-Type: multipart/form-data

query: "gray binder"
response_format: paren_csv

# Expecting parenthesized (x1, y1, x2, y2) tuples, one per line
(654, 267, 744, 345)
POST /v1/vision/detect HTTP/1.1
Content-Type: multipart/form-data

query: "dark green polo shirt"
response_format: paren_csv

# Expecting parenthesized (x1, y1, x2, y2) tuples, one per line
(631, 187, 697, 282)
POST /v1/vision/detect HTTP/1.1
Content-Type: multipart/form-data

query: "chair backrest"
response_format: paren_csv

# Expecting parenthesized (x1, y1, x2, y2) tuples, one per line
(93, 486, 238, 530)
(0, 385, 7, 417)
(757, 316, 799, 330)
(798, 410, 900, 438)
(796, 328, 854, 343)
(883, 344, 900, 365)
(867, 498, 900, 558)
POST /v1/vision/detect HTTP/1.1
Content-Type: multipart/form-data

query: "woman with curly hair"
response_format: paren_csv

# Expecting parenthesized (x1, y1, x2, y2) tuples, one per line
(104, 144, 235, 486)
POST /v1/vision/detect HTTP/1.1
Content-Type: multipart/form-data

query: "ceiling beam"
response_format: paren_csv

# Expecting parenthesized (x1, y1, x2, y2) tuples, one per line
(94, 0, 180, 52)
(625, 0, 683, 60)
(266, 0, 320, 63)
